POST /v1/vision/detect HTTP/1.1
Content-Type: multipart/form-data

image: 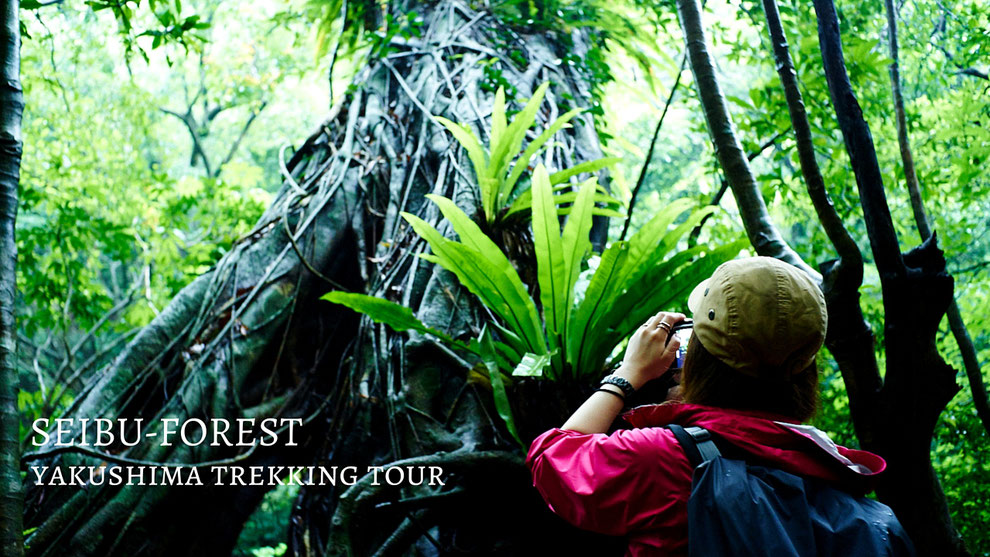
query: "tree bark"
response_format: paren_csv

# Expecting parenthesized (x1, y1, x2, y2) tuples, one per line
(814, 0, 967, 553)
(21, 2, 618, 556)
(883, 0, 990, 436)
(0, 0, 24, 554)
(675, 0, 820, 282)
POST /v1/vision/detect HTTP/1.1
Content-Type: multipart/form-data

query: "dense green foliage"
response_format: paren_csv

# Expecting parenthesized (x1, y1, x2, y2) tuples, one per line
(13, 0, 990, 553)
(16, 0, 325, 421)
(600, 0, 990, 550)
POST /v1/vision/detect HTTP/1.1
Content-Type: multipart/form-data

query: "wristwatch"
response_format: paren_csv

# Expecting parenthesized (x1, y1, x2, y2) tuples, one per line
(600, 374, 635, 398)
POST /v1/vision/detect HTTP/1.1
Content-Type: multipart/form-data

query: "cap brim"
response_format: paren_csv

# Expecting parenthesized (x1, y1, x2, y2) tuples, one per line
(687, 278, 711, 315)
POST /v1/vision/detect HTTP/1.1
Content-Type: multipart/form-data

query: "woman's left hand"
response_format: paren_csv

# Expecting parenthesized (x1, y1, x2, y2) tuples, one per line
(615, 311, 686, 390)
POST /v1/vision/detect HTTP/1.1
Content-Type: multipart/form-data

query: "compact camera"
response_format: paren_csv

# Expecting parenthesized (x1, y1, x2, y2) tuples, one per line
(668, 319, 693, 370)
(626, 319, 693, 405)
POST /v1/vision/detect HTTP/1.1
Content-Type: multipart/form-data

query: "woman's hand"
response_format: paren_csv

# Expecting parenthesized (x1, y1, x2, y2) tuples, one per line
(559, 311, 685, 433)
(614, 311, 686, 390)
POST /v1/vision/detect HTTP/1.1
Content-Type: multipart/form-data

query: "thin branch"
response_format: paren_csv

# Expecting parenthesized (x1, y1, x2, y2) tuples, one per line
(50, 281, 139, 381)
(33, 13, 70, 111)
(620, 54, 686, 242)
(688, 132, 785, 247)
(686, 177, 728, 247)
(762, 0, 862, 272)
(884, 0, 990, 434)
(160, 107, 214, 177)
(278, 144, 308, 196)
(281, 209, 351, 291)
(886, 0, 930, 241)
(215, 101, 268, 177)
(953, 67, 989, 81)
(952, 259, 990, 275)
(205, 103, 225, 123)
(747, 130, 785, 162)
(928, 20, 989, 81)
(60, 329, 139, 393)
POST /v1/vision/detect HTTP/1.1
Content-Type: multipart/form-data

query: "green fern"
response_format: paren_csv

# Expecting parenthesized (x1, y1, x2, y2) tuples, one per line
(393, 166, 744, 381)
(322, 165, 742, 441)
(325, 165, 743, 381)
(435, 83, 622, 227)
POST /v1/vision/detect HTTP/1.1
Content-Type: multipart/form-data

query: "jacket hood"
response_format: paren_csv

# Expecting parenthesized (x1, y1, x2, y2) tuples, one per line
(622, 402, 885, 494)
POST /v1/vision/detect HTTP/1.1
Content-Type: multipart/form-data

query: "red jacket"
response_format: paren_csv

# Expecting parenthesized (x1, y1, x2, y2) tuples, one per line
(526, 403, 887, 556)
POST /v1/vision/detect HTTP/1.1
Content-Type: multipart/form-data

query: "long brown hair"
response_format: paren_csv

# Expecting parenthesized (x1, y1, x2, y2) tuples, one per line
(680, 334, 819, 421)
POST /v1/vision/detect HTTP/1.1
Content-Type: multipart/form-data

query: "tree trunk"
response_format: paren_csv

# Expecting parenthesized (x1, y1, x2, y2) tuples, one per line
(813, 0, 967, 554)
(675, 0, 819, 282)
(883, 0, 990, 436)
(21, 2, 620, 556)
(0, 0, 24, 554)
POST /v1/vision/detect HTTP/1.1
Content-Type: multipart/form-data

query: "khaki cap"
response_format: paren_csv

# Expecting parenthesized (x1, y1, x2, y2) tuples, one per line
(687, 256, 827, 379)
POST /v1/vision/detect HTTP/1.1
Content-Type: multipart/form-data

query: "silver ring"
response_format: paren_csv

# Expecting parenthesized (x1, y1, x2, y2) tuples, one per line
(657, 322, 672, 333)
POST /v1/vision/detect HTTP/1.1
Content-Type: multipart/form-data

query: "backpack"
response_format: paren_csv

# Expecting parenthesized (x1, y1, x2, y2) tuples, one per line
(666, 424, 916, 557)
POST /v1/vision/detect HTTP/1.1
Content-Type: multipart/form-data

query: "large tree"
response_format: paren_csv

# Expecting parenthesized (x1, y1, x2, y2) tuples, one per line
(20, 1, 624, 555)
(12, 0, 984, 555)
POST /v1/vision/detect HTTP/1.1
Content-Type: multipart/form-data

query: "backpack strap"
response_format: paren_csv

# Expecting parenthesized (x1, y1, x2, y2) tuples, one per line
(667, 424, 721, 468)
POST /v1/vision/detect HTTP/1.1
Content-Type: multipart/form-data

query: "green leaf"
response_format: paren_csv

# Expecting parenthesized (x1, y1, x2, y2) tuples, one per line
(423, 194, 501, 257)
(531, 165, 568, 375)
(435, 116, 492, 216)
(613, 240, 747, 336)
(512, 352, 552, 377)
(491, 82, 550, 207)
(479, 325, 522, 447)
(504, 179, 623, 219)
(418, 195, 547, 355)
(494, 340, 523, 368)
(491, 320, 528, 361)
(554, 206, 626, 218)
(624, 204, 718, 288)
(615, 198, 696, 288)
(568, 240, 629, 374)
(401, 212, 546, 355)
(548, 157, 621, 185)
(549, 190, 624, 207)
(504, 107, 584, 194)
(320, 291, 456, 344)
(590, 207, 627, 218)
(599, 245, 705, 340)
(587, 239, 746, 374)
(490, 87, 507, 153)
(558, 176, 597, 366)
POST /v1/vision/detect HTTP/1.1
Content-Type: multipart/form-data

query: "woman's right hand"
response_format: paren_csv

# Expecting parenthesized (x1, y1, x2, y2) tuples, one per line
(613, 311, 686, 390)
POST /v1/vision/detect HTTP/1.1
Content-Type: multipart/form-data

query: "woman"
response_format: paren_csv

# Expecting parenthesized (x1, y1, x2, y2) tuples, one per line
(526, 256, 900, 556)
